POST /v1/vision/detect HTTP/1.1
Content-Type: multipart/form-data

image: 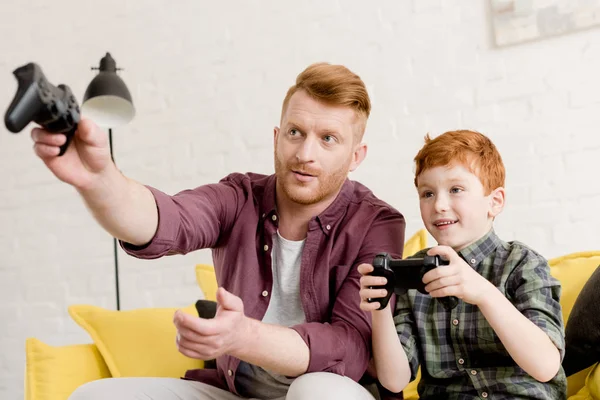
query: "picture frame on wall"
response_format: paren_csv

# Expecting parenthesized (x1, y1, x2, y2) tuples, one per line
(491, 0, 600, 46)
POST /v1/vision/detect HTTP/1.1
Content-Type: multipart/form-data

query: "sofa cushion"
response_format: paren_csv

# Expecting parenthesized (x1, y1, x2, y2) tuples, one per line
(588, 363, 600, 399)
(25, 338, 110, 400)
(68, 304, 204, 378)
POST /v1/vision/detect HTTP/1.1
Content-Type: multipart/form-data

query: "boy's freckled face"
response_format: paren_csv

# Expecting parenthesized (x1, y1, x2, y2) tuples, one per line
(417, 163, 499, 252)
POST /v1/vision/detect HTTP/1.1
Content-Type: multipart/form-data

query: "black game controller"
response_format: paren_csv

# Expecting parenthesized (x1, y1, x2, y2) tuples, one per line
(368, 253, 459, 310)
(4, 63, 80, 156)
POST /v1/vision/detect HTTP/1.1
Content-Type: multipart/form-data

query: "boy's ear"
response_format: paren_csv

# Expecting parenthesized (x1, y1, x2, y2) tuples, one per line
(488, 187, 505, 218)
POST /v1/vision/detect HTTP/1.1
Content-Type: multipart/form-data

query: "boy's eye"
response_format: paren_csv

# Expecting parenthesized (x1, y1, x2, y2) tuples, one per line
(450, 187, 463, 194)
(420, 191, 434, 198)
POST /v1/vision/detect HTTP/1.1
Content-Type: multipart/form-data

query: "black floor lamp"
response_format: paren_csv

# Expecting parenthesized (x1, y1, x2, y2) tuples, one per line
(81, 52, 135, 310)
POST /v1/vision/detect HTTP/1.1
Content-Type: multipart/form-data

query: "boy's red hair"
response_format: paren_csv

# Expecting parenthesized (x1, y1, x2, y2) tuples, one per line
(414, 130, 505, 195)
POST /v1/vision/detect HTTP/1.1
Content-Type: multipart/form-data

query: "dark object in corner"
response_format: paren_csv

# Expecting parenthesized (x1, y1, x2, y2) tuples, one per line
(562, 265, 600, 376)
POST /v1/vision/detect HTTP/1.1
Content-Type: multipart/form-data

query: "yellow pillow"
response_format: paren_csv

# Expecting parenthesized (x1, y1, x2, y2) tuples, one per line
(569, 384, 592, 400)
(195, 264, 218, 301)
(587, 363, 600, 399)
(568, 365, 597, 399)
(549, 251, 600, 324)
(25, 338, 110, 400)
(68, 304, 204, 378)
(403, 229, 428, 259)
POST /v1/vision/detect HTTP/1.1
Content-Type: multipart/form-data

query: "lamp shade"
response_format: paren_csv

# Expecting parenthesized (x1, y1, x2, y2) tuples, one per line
(81, 53, 135, 128)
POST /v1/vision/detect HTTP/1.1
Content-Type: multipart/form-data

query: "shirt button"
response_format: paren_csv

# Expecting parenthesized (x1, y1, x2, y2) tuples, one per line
(228, 369, 233, 376)
(458, 358, 464, 365)
(471, 370, 477, 375)
(263, 245, 269, 251)
(470, 258, 476, 264)
(326, 224, 331, 230)
(481, 392, 488, 398)
(272, 215, 277, 221)
(262, 290, 269, 297)
(262, 213, 265, 218)
(452, 319, 459, 326)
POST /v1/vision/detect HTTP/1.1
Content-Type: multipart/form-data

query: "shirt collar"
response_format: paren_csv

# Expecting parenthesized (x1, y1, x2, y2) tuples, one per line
(260, 175, 354, 235)
(458, 229, 502, 268)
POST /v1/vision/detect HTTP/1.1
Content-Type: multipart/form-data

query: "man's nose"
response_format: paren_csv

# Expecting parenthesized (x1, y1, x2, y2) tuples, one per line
(296, 137, 317, 163)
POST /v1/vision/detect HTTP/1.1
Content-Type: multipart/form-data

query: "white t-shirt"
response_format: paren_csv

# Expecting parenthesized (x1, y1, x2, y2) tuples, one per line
(235, 231, 306, 398)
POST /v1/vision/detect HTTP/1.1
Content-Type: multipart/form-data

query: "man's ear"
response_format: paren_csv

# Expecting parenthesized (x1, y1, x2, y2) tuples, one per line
(349, 142, 368, 172)
(274, 126, 280, 146)
(488, 187, 505, 218)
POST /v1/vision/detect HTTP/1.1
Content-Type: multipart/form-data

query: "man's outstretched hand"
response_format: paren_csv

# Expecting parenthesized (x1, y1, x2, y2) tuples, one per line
(31, 119, 114, 191)
(174, 287, 251, 360)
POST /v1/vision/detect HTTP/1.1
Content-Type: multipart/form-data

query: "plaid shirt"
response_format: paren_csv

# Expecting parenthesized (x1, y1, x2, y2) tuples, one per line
(394, 230, 567, 399)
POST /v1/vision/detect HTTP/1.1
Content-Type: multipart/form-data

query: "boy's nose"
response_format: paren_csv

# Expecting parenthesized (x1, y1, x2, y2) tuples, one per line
(434, 196, 450, 212)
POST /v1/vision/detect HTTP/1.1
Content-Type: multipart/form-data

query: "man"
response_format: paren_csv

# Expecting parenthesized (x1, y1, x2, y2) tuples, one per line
(32, 62, 405, 399)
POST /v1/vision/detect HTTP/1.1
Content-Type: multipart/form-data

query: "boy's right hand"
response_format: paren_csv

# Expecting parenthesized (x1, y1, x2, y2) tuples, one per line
(358, 263, 391, 312)
(31, 119, 113, 191)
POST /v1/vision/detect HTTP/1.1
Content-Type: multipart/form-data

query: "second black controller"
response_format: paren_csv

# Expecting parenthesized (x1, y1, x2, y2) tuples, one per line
(4, 63, 80, 156)
(368, 253, 459, 310)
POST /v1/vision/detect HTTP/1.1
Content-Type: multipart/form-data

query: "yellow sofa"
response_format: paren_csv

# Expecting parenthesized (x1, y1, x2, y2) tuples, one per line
(24, 231, 600, 400)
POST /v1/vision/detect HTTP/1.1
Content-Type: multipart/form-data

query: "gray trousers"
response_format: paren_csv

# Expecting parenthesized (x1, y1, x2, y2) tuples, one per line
(68, 372, 378, 400)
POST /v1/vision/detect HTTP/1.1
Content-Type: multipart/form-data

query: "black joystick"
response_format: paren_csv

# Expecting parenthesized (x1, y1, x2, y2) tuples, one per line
(5, 63, 80, 156)
(368, 253, 459, 310)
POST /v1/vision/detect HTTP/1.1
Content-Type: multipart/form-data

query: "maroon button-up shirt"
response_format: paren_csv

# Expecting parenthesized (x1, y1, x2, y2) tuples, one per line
(121, 172, 405, 394)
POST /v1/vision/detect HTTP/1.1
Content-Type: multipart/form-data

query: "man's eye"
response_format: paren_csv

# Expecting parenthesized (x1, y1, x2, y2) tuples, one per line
(324, 135, 334, 143)
(289, 128, 300, 136)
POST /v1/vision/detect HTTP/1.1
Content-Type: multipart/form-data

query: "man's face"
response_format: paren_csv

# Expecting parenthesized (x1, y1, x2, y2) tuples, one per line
(274, 90, 366, 206)
(417, 163, 504, 251)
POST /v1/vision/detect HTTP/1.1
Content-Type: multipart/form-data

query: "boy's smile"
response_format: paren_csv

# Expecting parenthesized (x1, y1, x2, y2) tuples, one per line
(417, 163, 505, 251)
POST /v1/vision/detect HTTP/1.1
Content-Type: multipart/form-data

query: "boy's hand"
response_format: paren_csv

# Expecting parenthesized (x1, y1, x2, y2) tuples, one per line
(358, 263, 391, 312)
(422, 246, 494, 306)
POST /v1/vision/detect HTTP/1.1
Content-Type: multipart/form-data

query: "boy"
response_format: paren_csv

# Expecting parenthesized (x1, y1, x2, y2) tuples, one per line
(359, 130, 566, 399)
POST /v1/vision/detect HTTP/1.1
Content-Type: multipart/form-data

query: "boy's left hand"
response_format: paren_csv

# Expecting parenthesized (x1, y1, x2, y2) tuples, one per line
(422, 246, 494, 306)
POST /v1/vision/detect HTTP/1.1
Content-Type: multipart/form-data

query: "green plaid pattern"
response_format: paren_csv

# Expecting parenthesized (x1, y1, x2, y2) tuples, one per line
(394, 230, 567, 399)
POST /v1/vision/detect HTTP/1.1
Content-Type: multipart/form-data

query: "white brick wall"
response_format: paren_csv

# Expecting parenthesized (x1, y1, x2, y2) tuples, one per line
(1, 1, 599, 398)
